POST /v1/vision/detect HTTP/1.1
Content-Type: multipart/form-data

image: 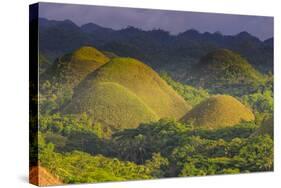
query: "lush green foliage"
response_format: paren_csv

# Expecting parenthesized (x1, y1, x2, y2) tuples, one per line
(187, 49, 266, 96)
(38, 113, 273, 182)
(242, 89, 273, 114)
(252, 116, 273, 138)
(39, 52, 51, 74)
(172, 135, 273, 176)
(39, 145, 152, 183)
(110, 119, 273, 176)
(39, 113, 111, 153)
(38, 131, 169, 183)
(160, 72, 209, 106)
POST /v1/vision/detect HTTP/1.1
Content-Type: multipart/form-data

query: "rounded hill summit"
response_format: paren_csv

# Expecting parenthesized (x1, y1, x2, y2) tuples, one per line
(181, 95, 255, 128)
(63, 57, 191, 133)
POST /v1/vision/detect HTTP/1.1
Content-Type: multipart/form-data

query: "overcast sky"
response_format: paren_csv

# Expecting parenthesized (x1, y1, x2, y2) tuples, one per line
(39, 2, 273, 40)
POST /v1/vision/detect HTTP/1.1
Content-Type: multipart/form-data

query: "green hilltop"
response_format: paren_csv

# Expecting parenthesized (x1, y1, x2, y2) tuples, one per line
(63, 57, 191, 133)
(181, 95, 255, 129)
(187, 49, 265, 95)
(39, 46, 110, 112)
(73, 57, 191, 119)
(41, 46, 109, 90)
(63, 82, 159, 132)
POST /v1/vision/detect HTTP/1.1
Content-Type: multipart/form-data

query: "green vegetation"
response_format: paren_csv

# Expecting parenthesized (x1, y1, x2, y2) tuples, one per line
(240, 74, 273, 126)
(241, 73, 273, 113)
(252, 116, 273, 138)
(187, 49, 265, 96)
(73, 57, 191, 119)
(181, 95, 255, 129)
(160, 72, 209, 106)
(72, 46, 110, 63)
(35, 45, 273, 185)
(39, 52, 51, 74)
(63, 82, 158, 133)
(42, 46, 109, 89)
(242, 89, 273, 114)
(39, 146, 153, 183)
(37, 117, 273, 183)
(38, 128, 169, 183)
(39, 46, 110, 113)
(111, 119, 273, 176)
(39, 18, 273, 75)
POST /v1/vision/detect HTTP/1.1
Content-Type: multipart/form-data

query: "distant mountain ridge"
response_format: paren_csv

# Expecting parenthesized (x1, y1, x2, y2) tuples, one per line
(39, 18, 273, 75)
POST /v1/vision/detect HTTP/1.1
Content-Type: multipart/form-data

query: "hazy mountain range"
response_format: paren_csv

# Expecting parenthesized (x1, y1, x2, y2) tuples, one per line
(39, 18, 273, 80)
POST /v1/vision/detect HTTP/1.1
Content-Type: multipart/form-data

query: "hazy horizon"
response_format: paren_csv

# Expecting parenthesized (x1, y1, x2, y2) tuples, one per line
(39, 2, 273, 40)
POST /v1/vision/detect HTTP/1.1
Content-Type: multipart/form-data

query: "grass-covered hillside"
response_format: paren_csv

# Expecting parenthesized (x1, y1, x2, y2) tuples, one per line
(186, 49, 265, 96)
(42, 46, 109, 89)
(63, 82, 159, 132)
(160, 72, 209, 106)
(70, 57, 191, 119)
(181, 95, 255, 129)
(39, 46, 110, 113)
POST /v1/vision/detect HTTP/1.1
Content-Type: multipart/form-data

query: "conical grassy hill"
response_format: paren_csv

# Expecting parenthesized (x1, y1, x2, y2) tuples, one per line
(70, 57, 191, 119)
(42, 46, 109, 90)
(188, 49, 264, 95)
(181, 95, 255, 129)
(63, 82, 159, 131)
(29, 166, 63, 186)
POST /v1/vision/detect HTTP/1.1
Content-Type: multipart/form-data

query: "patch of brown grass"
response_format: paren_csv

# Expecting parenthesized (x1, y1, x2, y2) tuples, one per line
(181, 95, 255, 129)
